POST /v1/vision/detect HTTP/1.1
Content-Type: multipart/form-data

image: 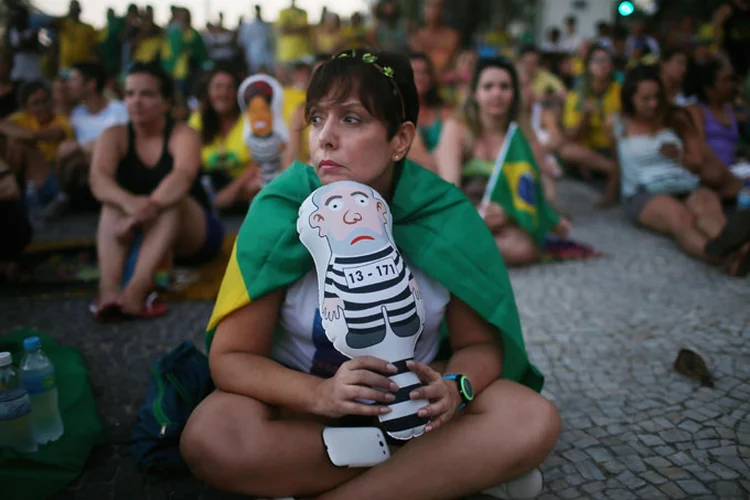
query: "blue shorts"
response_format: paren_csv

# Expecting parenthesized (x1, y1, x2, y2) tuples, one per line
(176, 209, 224, 267)
(36, 174, 60, 206)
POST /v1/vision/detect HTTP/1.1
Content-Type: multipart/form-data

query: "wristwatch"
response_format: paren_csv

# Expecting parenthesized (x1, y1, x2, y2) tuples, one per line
(442, 373, 474, 410)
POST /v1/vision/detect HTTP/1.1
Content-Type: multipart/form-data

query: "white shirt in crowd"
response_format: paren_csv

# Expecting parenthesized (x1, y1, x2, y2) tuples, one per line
(540, 40, 563, 54)
(70, 100, 129, 144)
(238, 19, 275, 72)
(560, 32, 584, 54)
(8, 28, 43, 82)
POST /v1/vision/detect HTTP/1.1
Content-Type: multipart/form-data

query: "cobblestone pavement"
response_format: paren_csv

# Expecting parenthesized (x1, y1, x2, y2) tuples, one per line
(1, 180, 748, 500)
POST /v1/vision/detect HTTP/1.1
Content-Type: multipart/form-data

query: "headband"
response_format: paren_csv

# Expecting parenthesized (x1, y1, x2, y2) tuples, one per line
(334, 50, 406, 121)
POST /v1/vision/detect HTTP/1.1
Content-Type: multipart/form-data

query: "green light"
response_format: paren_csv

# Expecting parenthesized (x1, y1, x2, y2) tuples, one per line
(618, 1, 635, 16)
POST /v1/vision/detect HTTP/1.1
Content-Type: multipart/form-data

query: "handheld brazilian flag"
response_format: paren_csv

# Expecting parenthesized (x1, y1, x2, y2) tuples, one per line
(481, 123, 560, 246)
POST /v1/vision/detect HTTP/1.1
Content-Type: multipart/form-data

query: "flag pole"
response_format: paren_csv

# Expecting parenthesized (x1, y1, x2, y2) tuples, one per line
(479, 122, 518, 213)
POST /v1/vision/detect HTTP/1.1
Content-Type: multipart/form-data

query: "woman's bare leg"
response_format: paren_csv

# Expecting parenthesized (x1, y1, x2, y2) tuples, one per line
(5, 140, 51, 187)
(685, 188, 727, 240)
(119, 204, 182, 313)
(181, 381, 560, 500)
(96, 204, 130, 304)
(494, 227, 541, 266)
(174, 196, 208, 258)
(638, 195, 711, 260)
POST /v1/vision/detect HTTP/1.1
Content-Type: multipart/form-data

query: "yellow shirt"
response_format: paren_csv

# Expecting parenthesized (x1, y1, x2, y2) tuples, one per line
(341, 25, 369, 50)
(134, 35, 165, 63)
(570, 58, 585, 78)
(563, 82, 621, 151)
(532, 69, 566, 96)
(282, 87, 310, 162)
(9, 112, 72, 162)
(276, 8, 311, 63)
(58, 19, 98, 69)
(188, 112, 251, 178)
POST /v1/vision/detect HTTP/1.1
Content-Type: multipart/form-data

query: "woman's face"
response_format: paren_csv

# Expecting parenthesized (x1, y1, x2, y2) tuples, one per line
(588, 49, 612, 81)
(125, 73, 169, 125)
(708, 64, 736, 102)
(52, 80, 70, 105)
(474, 67, 515, 119)
(308, 93, 409, 190)
(410, 58, 431, 98)
(662, 53, 687, 83)
(26, 89, 54, 123)
(633, 80, 662, 120)
(208, 72, 237, 116)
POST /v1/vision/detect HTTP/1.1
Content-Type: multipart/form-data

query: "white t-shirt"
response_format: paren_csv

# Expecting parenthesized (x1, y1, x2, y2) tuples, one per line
(270, 262, 451, 378)
(8, 28, 43, 82)
(70, 100, 129, 144)
(560, 33, 584, 54)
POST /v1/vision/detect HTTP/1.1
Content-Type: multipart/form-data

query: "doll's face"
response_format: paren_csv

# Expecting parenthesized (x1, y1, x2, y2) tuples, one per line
(247, 95, 273, 136)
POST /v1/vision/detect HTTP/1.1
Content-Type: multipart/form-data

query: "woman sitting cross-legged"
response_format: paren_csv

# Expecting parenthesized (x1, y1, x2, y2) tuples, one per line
(435, 57, 570, 266)
(180, 50, 560, 500)
(89, 63, 224, 319)
(610, 65, 749, 276)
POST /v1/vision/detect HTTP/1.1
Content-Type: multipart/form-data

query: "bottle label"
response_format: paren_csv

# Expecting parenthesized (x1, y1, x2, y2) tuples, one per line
(23, 373, 56, 395)
(0, 389, 32, 420)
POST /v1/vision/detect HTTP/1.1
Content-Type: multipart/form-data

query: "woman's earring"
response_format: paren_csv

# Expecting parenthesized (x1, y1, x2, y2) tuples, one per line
(393, 155, 401, 161)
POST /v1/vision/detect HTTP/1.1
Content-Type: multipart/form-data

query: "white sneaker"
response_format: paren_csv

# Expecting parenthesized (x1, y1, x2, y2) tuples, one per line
(482, 468, 544, 499)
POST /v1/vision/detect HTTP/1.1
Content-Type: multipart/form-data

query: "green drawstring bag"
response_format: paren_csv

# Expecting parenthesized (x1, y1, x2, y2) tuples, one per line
(0, 329, 105, 500)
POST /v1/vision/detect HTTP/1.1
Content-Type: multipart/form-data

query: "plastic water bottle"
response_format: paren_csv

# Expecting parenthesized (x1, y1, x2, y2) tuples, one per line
(20, 337, 64, 444)
(0, 352, 38, 453)
(738, 179, 750, 211)
(25, 181, 44, 229)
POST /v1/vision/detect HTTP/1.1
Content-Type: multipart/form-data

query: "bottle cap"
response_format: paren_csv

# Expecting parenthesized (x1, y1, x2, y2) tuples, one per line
(23, 337, 41, 351)
(0, 352, 11, 367)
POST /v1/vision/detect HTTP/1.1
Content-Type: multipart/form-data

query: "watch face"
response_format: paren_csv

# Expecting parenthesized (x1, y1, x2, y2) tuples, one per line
(460, 377, 474, 401)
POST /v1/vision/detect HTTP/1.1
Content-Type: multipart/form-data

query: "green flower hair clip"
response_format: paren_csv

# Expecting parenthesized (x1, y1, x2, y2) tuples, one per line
(362, 53, 378, 64)
(382, 66, 394, 78)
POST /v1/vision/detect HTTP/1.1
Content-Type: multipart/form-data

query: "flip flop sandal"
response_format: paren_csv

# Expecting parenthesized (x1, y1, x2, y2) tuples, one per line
(730, 245, 750, 278)
(706, 211, 750, 259)
(120, 292, 169, 320)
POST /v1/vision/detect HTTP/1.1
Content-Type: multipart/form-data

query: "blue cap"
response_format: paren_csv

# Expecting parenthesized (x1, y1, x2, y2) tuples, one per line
(23, 337, 41, 351)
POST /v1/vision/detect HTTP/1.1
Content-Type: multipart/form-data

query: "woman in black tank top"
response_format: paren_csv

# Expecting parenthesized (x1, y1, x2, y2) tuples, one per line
(89, 63, 224, 320)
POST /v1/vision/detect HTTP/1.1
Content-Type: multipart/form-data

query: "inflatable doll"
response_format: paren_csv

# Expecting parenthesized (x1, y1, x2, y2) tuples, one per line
(297, 180, 430, 440)
(238, 75, 288, 187)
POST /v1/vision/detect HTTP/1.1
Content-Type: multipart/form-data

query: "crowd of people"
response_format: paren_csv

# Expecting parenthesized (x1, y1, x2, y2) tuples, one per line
(1, 0, 749, 296)
(1, 0, 749, 497)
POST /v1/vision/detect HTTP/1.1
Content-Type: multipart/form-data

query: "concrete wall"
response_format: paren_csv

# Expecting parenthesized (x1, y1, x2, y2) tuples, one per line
(536, 0, 615, 43)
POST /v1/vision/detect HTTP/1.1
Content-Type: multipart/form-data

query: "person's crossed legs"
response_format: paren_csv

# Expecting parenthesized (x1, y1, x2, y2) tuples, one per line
(96, 196, 208, 314)
(181, 380, 560, 500)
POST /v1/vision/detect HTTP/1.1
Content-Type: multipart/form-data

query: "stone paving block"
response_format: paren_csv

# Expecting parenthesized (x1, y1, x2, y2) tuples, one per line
(575, 460, 606, 481)
(638, 434, 665, 447)
(677, 479, 711, 496)
(713, 480, 745, 497)
(635, 484, 665, 499)
(708, 462, 741, 480)
(615, 471, 646, 490)
(640, 470, 668, 486)
(659, 482, 688, 499)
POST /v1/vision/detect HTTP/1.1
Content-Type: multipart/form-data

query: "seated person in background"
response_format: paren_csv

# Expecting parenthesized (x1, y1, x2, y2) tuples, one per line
(58, 62, 129, 210)
(436, 58, 570, 266)
(0, 81, 72, 212)
(283, 55, 327, 168)
(407, 52, 451, 172)
(0, 157, 32, 281)
(517, 45, 568, 103)
(189, 66, 255, 211)
(520, 71, 617, 208)
(0, 51, 19, 119)
(89, 63, 224, 319)
(609, 65, 749, 276)
(51, 76, 73, 117)
(687, 57, 745, 201)
(661, 48, 695, 106)
(562, 45, 620, 204)
(409, 0, 460, 79)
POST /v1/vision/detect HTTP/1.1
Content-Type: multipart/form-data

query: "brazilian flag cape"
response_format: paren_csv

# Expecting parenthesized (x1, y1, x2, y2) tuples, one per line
(206, 161, 544, 392)
(481, 123, 560, 247)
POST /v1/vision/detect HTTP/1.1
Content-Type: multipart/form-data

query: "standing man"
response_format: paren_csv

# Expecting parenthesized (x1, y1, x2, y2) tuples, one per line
(560, 16, 584, 55)
(713, 0, 750, 81)
(276, 0, 312, 81)
(238, 4, 275, 74)
(55, 1, 99, 75)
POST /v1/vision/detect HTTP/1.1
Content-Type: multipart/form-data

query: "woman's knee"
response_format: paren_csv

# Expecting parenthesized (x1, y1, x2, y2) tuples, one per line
(181, 392, 270, 485)
(496, 235, 539, 266)
(477, 382, 562, 466)
(686, 188, 720, 214)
